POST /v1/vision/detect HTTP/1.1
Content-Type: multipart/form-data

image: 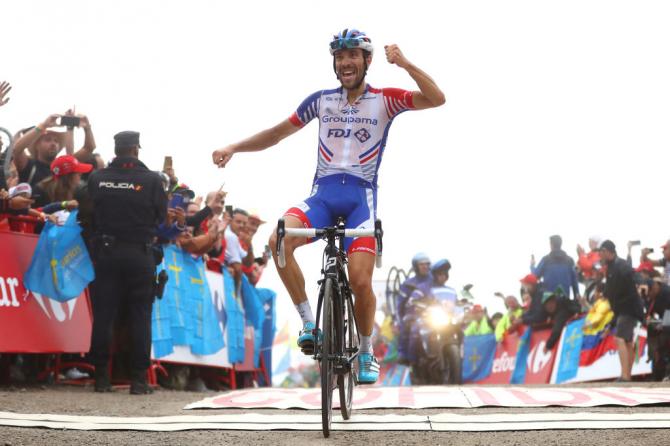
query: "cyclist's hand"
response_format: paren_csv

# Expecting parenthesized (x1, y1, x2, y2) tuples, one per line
(212, 146, 234, 168)
(384, 44, 410, 69)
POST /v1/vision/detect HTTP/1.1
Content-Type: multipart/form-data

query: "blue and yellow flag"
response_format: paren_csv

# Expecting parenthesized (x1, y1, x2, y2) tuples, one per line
(462, 333, 497, 382)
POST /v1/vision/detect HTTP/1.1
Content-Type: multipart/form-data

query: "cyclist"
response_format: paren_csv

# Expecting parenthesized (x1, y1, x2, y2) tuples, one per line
(212, 28, 445, 384)
(397, 252, 432, 364)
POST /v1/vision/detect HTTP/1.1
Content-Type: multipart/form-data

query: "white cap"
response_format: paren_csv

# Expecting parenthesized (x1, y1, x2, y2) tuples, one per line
(8, 183, 32, 198)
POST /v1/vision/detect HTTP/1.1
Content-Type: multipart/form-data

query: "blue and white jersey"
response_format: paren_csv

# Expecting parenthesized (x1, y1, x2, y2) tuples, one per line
(289, 85, 415, 187)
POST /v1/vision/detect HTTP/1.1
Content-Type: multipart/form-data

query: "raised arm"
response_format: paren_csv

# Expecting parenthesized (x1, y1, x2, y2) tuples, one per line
(12, 114, 60, 172)
(73, 115, 97, 161)
(385, 44, 446, 110)
(212, 119, 301, 168)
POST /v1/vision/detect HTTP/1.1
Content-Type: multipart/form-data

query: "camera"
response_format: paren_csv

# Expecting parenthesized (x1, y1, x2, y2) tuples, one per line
(58, 116, 81, 128)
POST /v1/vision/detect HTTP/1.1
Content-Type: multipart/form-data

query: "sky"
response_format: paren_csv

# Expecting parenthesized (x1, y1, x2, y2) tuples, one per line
(2, 0, 670, 326)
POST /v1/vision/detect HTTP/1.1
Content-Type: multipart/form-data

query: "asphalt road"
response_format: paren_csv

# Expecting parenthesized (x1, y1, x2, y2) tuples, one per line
(2, 384, 670, 445)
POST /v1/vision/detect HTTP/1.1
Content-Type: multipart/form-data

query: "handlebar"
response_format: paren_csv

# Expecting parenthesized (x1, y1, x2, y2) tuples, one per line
(276, 218, 383, 269)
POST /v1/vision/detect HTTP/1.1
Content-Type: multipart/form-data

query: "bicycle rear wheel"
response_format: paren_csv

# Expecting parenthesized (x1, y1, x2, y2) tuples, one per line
(320, 278, 336, 438)
(338, 291, 356, 420)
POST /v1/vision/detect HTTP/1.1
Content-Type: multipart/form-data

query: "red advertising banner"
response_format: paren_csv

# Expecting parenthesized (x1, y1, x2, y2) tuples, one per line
(0, 231, 92, 353)
(476, 328, 557, 385)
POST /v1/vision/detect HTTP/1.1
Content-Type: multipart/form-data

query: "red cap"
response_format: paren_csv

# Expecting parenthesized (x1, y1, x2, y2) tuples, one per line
(520, 273, 538, 285)
(50, 155, 92, 178)
(635, 261, 655, 273)
(471, 304, 484, 312)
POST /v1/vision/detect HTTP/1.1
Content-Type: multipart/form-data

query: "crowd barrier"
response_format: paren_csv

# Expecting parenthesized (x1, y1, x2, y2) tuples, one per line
(462, 321, 651, 384)
(0, 228, 276, 388)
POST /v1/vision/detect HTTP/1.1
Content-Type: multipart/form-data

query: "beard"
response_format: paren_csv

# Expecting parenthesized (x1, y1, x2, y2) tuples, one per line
(338, 70, 366, 90)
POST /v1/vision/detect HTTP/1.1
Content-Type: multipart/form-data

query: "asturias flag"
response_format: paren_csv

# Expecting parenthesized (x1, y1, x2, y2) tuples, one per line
(555, 318, 584, 383)
(462, 333, 497, 382)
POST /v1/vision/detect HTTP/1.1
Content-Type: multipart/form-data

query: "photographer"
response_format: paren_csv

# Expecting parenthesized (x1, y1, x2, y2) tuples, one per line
(13, 113, 96, 187)
(641, 241, 670, 285)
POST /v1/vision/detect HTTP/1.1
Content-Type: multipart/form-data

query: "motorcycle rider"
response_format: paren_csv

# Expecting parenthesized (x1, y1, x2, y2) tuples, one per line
(406, 259, 458, 364)
(396, 252, 432, 364)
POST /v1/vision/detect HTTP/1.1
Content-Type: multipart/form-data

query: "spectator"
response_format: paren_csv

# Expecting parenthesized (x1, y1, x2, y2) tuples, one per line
(541, 287, 580, 352)
(464, 305, 493, 336)
(520, 273, 545, 325)
(531, 235, 580, 300)
(641, 241, 670, 286)
(225, 208, 254, 285)
(186, 202, 200, 219)
(0, 187, 33, 212)
(13, 113, 96, 187)
(489, 312, 503, 331)
(32, 155, 91, 213)
(397, 253, 432, 364)
(583, 282, 613, 332)
(243, 211, 269, 285)
(494, 296, 523, 341)
(599, 240, 645, 382)
(577, 235, 602, 282)
(641, 278, 670, 381)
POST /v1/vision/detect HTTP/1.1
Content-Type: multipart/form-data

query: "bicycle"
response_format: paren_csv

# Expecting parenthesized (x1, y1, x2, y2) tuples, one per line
(276, 217, 383, 438)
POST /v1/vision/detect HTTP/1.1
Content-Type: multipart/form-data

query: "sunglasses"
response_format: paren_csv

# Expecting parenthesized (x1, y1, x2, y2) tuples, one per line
(330, 38, 364, 51)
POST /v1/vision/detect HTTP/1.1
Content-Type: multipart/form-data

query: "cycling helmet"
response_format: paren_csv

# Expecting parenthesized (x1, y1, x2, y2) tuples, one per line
(431, 259, 451, 276)
(411, 252, 431, 269)
(329, 28, 374, 55)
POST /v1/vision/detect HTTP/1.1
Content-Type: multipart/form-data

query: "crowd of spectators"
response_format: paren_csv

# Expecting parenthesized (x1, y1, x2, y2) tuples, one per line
(396, 234, 670, 382)
(0, 81, 271, 388)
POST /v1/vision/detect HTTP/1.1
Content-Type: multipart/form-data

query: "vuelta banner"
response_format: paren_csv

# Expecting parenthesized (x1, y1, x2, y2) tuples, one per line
(471, 327, 557, 385)
(467, 319, 651, 384)
(0, 231, 92, 353)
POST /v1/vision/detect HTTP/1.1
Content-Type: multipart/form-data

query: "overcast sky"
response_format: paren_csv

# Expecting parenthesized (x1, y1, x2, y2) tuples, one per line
(3, 0, 670, 323)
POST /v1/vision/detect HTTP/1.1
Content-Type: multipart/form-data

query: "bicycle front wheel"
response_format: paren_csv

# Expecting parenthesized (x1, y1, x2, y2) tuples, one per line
(320, 277, 336, 438)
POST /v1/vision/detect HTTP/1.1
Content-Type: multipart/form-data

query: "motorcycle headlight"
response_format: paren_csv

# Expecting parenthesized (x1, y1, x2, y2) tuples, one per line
(428, 306, 450, 328)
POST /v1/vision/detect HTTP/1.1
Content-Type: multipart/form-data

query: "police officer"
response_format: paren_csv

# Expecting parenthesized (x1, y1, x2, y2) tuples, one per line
(87, 131, 167, 394)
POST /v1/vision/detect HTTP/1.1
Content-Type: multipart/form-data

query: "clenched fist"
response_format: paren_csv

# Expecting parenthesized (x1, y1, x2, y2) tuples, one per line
(384, 44, 410, 68)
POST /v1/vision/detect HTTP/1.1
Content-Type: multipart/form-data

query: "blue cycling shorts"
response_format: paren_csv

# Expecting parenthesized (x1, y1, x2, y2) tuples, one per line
(284, 174, 377, 255)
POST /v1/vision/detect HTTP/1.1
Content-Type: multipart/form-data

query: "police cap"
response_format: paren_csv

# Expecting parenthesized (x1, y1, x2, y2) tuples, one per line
(114, 131, 141, 150)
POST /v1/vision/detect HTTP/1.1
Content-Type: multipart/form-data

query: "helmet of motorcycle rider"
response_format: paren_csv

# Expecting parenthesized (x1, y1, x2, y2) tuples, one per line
(431, 259, 451, 277)
(412, 252, 431, 268)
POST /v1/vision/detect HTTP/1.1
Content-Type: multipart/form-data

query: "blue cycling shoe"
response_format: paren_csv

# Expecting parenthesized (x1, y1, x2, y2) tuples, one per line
(357, 353, 380, 384)
(297, 322, 321, 355)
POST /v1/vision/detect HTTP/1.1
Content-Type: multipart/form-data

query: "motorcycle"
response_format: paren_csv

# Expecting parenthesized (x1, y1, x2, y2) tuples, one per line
(405, 294, 467, 385)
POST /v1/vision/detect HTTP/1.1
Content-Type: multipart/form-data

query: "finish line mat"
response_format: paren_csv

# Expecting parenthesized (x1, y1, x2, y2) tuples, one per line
(3, 411, 670, 431)
(185, 386, 670, 410)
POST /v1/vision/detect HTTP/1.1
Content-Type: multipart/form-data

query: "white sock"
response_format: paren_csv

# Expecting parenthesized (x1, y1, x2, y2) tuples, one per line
(295, 300, 315, 326)
(359, 335, 373, 355)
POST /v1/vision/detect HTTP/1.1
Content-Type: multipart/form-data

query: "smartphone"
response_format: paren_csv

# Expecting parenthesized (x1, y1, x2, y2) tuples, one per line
(629, 240, 641, 246)
(163, 156, 173, 172)
(225, 205, 233, 217)
(59, 116, 81, 128)
(169, 194, 185, 210)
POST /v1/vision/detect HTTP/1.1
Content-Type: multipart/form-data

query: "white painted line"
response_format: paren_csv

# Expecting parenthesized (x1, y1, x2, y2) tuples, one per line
(1, 411, 670, 432)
